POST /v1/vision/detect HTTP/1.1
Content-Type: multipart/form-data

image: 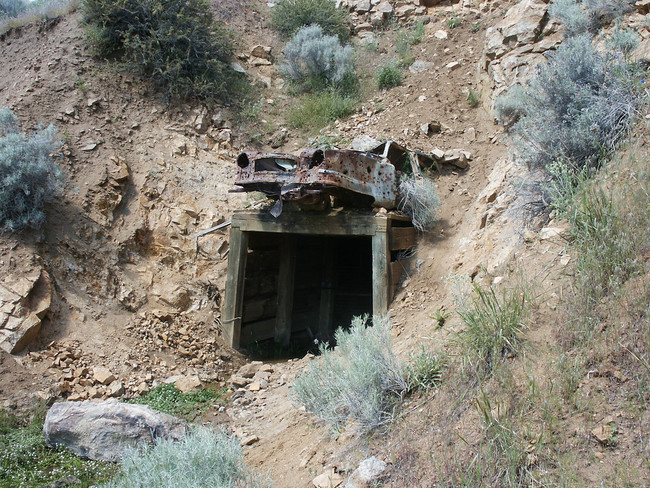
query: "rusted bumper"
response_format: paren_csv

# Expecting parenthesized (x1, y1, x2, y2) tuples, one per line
(233, 148, 398, 209)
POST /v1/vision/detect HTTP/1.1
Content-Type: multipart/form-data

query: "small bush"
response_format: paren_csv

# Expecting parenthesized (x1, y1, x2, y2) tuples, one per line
(397, 174, 440, 232)
(405, 348, 446, 393)
(455, 283, 528, 378)
(0, 107, 63, 232)
(280, 24, 355, 93)
(0, 0, 26, 17)
(495, 34, 642, 175)
(291, 315, 408, 435)
(101, 427, 269, 488)
(467, 87, 480, 108)
(376, 64, 402, 90)
(128, 383, 225, 421)
(270, 0, 350, 41)
(81, 0, 243, 105)
(447, 16, 461, 29)
(287, 91, 357, 131)
(607, 28, 639, 56)
(549, 0, 596, 37)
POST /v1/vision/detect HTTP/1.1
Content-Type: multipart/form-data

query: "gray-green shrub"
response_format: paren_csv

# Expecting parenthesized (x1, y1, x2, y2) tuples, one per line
(495, 34, 642, 175)
(291, 315, 408, 435)
(280, 24, 355, 93)
(549, 0, 631, 37)
(0, 0, 26, 17)
(549, 0, 596, 37)
(607, 28, 639, 56)
(270, 0, 350, 42)
(0, 107, 63, 232)
(398, 174, 440, 231)
(81, 0, 243, 105)
(101, 427, 269, 488)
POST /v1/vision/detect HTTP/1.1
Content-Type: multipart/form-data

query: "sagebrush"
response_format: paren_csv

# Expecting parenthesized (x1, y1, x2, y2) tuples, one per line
(0, 107, 63, 232)
(397, 174, 440, 232)
(81, 0, 243, 104)
(280, 24, 356, 93)
(101, 427, 269, 488)
(291, 315, 408, 435)
(495, 34, 642, 176)
(270, 0, 350, 41)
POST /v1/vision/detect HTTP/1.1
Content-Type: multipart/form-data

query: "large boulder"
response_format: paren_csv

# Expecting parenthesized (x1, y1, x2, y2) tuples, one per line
(43, 401, 188, 462)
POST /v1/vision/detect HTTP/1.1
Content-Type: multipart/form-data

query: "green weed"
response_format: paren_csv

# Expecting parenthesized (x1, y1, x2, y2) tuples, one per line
(405, 347, 446, 393)
(455, 282, 528, 378)
(128, 383, 226, 421)
(287, 91, 357, 132)
(376, 64, 402, 90)
(467, 87, 480, 108)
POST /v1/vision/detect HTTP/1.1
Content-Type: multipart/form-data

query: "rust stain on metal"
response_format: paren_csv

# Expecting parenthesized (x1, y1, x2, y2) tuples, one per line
(232, 148, 400, 210)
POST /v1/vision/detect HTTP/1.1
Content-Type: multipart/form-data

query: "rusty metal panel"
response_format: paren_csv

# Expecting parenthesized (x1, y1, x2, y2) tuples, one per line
(232, 148, 398, 210)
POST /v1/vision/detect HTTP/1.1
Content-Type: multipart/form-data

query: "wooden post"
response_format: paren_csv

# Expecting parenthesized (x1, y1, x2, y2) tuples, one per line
(223, 227, 248, 349)
(318, 244, 335, 341)
(372, 225, 390, 318)
(275, 235, 296, 347)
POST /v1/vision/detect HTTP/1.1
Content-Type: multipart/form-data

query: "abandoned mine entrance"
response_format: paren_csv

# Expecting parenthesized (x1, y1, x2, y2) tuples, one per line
(222, 209, 415, 355)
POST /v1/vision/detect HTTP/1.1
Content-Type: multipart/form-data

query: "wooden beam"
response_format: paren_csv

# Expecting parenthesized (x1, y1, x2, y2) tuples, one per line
(222, 227, 248, 349)
(372, 230, 390, 317)
(275, 235, 296, 347)
(390, 227, 417, 251)
(232, 210, 385, 236)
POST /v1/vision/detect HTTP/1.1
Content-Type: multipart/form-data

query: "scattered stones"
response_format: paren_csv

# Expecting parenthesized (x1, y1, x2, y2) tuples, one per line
(344, 456, 388, 488)
(43, 401, 188, 462)
(93, 367, 116, 386)
(350, 135, 380, 151)
(174, 374, 201, 393)
(434, 29, 448, 39)
(409, 60, 435, 73)
(251, 45, 272, 61)
(313, 469, 343, 488)
(240, 434, 259, 446)
(539, 227, 565, 240)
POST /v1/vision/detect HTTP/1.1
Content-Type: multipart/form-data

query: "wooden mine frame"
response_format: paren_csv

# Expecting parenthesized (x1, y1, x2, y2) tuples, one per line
(222, 209, 415, 349)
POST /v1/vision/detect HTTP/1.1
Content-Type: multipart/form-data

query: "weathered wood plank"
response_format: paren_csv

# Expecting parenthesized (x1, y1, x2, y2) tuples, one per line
(275, 235, 296, 347)
(223, 228, 249, 349)
(390, 227, 417, 250)
(232, 210, 385, 236)
(372, 232, 390, 317)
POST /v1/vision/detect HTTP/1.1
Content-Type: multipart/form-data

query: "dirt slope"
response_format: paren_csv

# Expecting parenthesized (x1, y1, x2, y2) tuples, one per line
(2, 0, 648, 486)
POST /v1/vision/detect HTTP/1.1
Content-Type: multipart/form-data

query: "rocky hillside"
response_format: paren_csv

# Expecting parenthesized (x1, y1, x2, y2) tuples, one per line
(0, 0, 649, 486)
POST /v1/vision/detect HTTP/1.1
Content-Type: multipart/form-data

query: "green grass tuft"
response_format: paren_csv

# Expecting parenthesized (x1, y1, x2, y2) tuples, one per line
(128, 383, 226, 421)
(287, 91, 357, 132)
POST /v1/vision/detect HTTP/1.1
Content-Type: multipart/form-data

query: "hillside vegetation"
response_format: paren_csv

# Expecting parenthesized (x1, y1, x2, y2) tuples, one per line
(0, 0, 648, 486)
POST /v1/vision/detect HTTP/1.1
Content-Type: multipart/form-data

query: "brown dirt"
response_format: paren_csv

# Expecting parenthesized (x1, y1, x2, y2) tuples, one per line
(0, 1, 648, 487)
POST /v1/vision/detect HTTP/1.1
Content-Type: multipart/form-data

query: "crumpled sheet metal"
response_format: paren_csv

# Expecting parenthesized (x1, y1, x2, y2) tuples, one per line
(233, 148, 398, 209)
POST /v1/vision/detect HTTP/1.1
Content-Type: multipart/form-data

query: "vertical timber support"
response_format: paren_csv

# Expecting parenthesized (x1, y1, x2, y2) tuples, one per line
(371, 218, 390, 318)
(223, 227, 248, 349)
(275, 235, 296, 347)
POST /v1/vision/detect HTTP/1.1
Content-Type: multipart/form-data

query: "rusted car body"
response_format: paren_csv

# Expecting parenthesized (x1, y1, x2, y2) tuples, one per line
(233, 148, 398, 210)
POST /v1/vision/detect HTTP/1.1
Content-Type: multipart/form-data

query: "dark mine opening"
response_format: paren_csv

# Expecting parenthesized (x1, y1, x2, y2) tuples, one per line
(240, 233, 373, 359)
